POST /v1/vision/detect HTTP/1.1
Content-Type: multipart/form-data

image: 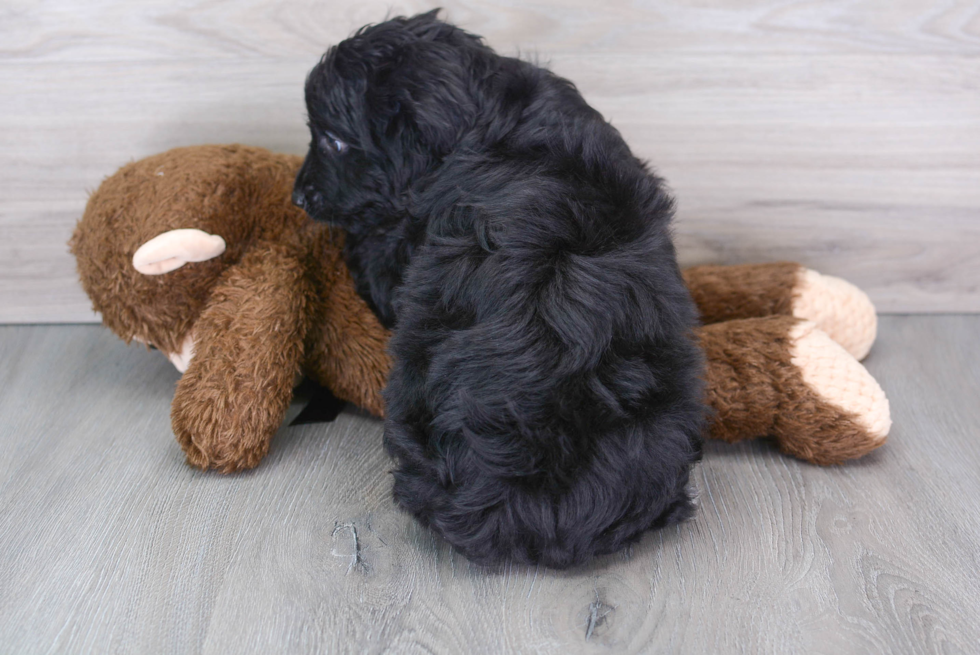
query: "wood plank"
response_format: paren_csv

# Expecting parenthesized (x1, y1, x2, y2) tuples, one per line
(2, 1, 980, 321)
(0, 318, 979, 652)
(3, 0, 979, 60)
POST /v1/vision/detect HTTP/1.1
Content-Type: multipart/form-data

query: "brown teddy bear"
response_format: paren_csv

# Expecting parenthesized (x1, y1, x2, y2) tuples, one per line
(70, 144, 890, 472)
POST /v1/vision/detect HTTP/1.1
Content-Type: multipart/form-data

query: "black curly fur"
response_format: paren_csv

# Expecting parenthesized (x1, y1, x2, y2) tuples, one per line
(294, 10, 706, 569)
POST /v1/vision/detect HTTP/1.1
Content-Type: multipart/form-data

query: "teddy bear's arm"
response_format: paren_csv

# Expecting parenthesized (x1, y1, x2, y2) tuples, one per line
(171, 242, 312, 473)
(306, 265, 392, 418)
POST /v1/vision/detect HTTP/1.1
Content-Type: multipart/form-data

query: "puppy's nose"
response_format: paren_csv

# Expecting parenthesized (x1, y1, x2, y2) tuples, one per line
(291, 189, 307, 208)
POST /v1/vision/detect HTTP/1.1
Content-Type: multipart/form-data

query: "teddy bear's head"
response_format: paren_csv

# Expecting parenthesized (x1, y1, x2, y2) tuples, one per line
(70, 145, 302, 364)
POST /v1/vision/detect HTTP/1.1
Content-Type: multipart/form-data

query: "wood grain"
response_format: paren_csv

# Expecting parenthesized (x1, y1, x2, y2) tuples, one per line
(3, 0, 979, 60)
(0, 318, 978, 653)
(2, 0, 979, 322)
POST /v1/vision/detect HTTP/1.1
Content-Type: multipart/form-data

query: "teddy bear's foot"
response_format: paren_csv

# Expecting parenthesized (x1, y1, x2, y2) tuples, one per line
(792, 268, 877, 361)
(774, 321, 891, 464)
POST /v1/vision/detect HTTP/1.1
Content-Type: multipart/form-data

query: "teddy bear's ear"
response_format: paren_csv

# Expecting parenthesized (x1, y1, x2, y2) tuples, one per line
(132, 229, 226, 275)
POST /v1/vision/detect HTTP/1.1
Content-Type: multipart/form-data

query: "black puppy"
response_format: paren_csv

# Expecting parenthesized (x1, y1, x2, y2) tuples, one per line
(294, 11, 706, 568)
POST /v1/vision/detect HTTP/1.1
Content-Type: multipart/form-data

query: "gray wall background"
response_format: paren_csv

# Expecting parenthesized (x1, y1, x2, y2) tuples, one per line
(2, 0, 978, 321)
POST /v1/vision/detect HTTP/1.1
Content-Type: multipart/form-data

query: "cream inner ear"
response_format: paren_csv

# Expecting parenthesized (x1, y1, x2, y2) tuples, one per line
(133, 228, 226, 275)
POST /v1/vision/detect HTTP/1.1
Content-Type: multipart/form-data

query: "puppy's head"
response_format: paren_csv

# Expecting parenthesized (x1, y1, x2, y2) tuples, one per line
(293, 10, 489, 232)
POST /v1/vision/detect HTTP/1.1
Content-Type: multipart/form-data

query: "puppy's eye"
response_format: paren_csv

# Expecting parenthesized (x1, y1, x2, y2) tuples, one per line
(318, 132, 348, 154)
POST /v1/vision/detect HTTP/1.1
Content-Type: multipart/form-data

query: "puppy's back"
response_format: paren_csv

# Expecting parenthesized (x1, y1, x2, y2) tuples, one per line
(383, 86, 706, 567)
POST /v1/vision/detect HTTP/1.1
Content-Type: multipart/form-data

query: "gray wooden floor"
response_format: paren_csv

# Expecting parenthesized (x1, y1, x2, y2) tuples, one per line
(1, 316, 978, 654)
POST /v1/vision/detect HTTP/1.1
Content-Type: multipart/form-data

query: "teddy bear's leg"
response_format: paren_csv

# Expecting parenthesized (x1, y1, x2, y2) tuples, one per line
(699, 316, 890, 465)
(684, 262, 877, 360)
(171, 243, 311, 473)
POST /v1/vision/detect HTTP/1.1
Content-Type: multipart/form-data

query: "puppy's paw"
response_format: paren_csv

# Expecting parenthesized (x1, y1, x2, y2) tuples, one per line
(774, 321, 890, 464)
(792, 269, 877, 360)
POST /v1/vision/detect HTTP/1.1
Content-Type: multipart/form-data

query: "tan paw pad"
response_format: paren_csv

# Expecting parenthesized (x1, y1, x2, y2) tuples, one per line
(790, 321, 891, 443)
(792, 269, 877, 360)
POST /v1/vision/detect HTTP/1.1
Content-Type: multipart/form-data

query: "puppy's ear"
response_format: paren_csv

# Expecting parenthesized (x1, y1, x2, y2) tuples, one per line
(383, 41, 479, 154)
(401, 9, 443, 37)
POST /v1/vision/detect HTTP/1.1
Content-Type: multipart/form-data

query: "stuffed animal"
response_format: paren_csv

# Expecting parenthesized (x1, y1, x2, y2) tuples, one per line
(70, 144, 890, 472)
(70, 145, 390, 472)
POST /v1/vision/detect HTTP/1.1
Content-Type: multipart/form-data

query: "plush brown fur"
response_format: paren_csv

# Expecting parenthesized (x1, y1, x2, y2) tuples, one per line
(699, 316, 882, 465)
(71, 145, 885, 472)
(684, 262, 802, 324)
(71, 145, 389, 472)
